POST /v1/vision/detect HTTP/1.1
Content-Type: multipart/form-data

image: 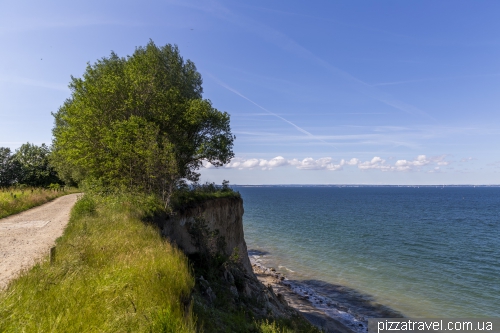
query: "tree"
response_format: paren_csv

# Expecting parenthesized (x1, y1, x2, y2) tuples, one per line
(51, 41, 234, 206)
(0, 147, 21, 187)
(0, 144, 60, 187)
(13, 143, 60, 187)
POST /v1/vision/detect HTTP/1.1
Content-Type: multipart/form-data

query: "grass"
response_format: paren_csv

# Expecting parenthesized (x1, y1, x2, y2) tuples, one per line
(191, 272, 322, 333)
(0, 186, 80, 219)
(0, 193, 196, 332)
(0, 189, 321, 333)
(193, 300, 322, 333)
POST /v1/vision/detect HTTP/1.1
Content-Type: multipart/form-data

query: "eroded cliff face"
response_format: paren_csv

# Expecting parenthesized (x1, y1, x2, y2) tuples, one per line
(159, 197, 253, 275)
(158, 196, 307, 327)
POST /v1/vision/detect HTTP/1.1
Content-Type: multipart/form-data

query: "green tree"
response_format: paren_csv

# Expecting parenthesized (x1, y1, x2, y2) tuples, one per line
(52, 41, 234, 206)
(13, 143, 60, 187)
(0, 147, 21, 187)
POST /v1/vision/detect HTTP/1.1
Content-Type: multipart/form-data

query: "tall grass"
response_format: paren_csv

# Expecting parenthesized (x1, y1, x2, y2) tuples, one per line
(0, 193, 196, 332)
(0, 187, 79, 219)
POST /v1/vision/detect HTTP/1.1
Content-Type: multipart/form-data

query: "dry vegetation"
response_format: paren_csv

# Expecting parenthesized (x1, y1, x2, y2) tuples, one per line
(0, 187, 80, 219)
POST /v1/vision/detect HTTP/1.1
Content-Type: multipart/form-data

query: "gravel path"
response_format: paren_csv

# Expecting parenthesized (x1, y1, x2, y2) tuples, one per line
(0, 193, 80, 289)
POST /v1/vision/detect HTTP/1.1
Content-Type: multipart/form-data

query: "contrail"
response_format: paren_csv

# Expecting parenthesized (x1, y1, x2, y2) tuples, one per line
(184, 0, 433, 119)
(207, 73, 332, 145)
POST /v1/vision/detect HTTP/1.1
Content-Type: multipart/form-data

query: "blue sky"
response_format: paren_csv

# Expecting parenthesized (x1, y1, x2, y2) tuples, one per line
(1, 0, 499, 185)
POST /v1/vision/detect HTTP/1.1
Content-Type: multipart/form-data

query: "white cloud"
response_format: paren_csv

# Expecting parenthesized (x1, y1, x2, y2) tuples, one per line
(358, 156, 386, 170)
(203, 160, 215, 168)
(289, 157, 343, 171)
(266, 156, 288, 168)
(204, 154, 453, 172)
(344, 158, 359, 166)
(223, 156, 290, 170)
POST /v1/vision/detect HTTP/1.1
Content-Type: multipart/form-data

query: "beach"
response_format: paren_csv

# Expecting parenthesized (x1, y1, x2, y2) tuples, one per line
(252, 260, 363, 333)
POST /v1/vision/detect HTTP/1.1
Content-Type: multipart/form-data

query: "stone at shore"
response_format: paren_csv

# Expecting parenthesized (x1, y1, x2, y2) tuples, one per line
(252, 264, 356, 333)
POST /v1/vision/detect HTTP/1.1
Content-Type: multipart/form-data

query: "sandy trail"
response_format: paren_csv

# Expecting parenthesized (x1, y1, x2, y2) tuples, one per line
(0, 193, 80, 289)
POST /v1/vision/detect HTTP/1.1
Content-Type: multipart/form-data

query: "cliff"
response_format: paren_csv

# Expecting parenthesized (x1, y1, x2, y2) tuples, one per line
(159, 196, 253, 275)
(155, 196, 326, 332)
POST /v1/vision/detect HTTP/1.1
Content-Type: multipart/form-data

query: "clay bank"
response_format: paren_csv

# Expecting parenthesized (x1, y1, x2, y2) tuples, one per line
(155, 196, 357, 333)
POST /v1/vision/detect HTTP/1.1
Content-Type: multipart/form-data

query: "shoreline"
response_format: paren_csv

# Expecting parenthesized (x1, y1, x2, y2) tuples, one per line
(252, 262, 360, 333)
(250, 256, 404, 333)
(250, 257, 368, 333)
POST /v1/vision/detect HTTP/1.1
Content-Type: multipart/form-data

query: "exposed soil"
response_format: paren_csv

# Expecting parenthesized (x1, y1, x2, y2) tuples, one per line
(0, 193, 80, 289)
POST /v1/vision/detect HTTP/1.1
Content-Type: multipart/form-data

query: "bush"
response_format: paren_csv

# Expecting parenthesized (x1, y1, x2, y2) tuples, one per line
(171, 181, 240, 211)
(71, 194, 97, 218)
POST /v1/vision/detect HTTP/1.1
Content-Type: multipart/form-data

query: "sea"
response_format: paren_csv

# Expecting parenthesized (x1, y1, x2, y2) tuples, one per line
(234, 186, 500, 326)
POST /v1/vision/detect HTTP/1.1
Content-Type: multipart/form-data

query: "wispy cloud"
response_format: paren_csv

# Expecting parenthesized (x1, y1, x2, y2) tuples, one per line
(231, 125, 424, 149)
(208, 73, 333, 145)
(184, 0, 432, 119)
(372, 73, 500, 87)
(238, 4, 413, 41)
(0, 76, 68, 91)
(0, 17, 142, 34)
(0, 142, 25, 145)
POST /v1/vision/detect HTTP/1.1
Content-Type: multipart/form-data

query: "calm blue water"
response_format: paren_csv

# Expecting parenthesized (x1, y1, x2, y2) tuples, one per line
(235, 186, 500, 319)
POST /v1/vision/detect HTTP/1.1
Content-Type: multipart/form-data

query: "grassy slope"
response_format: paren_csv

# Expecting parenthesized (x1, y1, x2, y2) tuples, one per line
(0, 187, 79, 219)
(0, 191, 319, 333)
(0, 194, 195, 332)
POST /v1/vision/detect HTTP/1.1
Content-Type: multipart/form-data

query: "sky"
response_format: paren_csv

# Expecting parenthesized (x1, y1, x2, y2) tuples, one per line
(1, 0, 499, 185)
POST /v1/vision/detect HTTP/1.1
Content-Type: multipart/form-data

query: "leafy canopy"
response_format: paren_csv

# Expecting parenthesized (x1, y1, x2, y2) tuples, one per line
(0, 143, 60, 187)
(52, 41, 234, 204)
(0, 147, 18, 187)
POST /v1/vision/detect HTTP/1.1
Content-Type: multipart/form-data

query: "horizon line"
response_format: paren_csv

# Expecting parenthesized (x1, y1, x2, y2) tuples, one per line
(228, 184, 500, 187)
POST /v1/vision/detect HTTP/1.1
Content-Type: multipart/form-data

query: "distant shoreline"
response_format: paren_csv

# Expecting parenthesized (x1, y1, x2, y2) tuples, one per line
(233, 184, 500, 187)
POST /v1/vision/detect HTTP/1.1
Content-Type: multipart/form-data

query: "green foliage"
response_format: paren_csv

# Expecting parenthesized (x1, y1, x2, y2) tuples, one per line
(187, 217, 229, 279)
(151, 306, 194, 333)
(259, 319, 294, 333)
(0, 147, 20, 187)
(12, 143, 60, 187)
(51, 40, 235, 207)
(258, 318, 321, 333)
(193, 294, 321, 333)
(171, 181, 241, 211)
(71, 194, 97, 218)
(47, 183, 60, 190)
(1, 144, 61, 188)
(0, 193, 195, 332)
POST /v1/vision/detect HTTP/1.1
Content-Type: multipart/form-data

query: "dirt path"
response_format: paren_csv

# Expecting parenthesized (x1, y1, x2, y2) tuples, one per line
(0, 193, 80, 289)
